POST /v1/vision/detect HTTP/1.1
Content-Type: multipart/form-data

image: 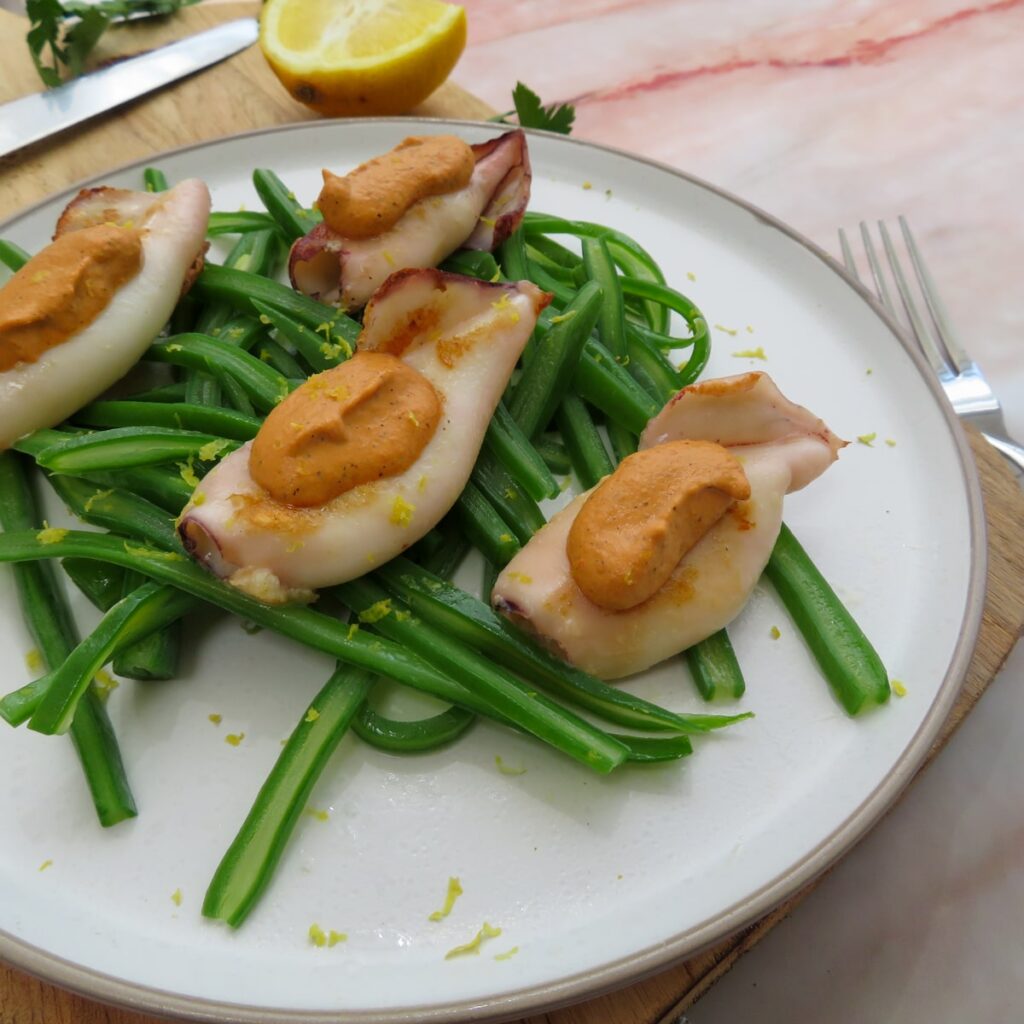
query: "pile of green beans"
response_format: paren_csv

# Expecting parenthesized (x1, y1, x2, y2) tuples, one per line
(0, 161, 888, 929)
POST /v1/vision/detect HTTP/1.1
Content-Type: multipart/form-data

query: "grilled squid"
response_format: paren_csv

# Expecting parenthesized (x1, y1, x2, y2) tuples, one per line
(179, 269, 549, 604)
(289, 130, 531, 310)
(0, 180, 210, 449)
(492, 373, 846, 679)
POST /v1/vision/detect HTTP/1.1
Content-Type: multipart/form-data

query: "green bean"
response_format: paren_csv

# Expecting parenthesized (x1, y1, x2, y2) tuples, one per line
(526, 246, 578, 283)
(375, 558, 750, 736)
(625, 323, 682, 402)
(207, 211, 279, 237)
(148, 334, 290, 412)
(766, 524, 890, 715)
(254, 338, 306, 380)
(29, 582, 197, 735)
(455, 482, 520, 567)
(440, 249, 501, 280)
(61, 558, 125, 612)
(581, 237, 628, 360)
(417, 522, 470, 580)
(0, 454, 135, 825)
(607, 422, 638, 462)
(75, 401, 261, 441)
(526, 233, 582, 271)
(35, 427, 238, 475)
(481, 557, 499, 602)
(45, 474, 179, 550)
(252, 168, 322, 242)
(143, 167, 168, 193)
(0, 674, 51, 728)
(193, 265, 360, 349)
(509, 282, 603, 438)
(525, 257, 574, 305)
(618, 277, 710, 387)
(471, 454, 545, 544)
(111, 570, 182, 681)
(522, 213, 662, 272)
(497, 227, 531, 282)
(0, 531, 628, 773)
(614, 733, 693, 763)
(125, 382, 189, 403)
(484, 402, 559, 502)
(251, 300, 350, 374)
(575, 338, 660, 434)
(0, 239, 30, 271)
(213, 316, 267, 352)
(534, 432, 571, 476)
(607, 239, 668, 334)
(685, 630, 746, 701)
(203, 666, 372, 928)
(557, 395, 614, 489)
(352, 704, 475, 754)
(336, 576, 629, 772)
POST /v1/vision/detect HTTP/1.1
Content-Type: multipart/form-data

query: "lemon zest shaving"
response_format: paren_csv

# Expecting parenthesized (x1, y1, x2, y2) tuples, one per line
(347, 623, 360, 640)
(359, 599, 392, 624)
(885, 438, 897, 447)
(731, 346, 766, 360)
(225, 732, 245, 747)
(305, 807, 329, 821)
(38, 859, 53, 872)
(495, 755, 527, 776)
(686, 271, 696, 282)
(24, 648, 43, 672)
(93, 669, 118, 701)
(178, 457, 200, 489)
(83, 489, 113, 513)
(549, 310, 577, 325)
(581, 181, 593, 190)
(199, 439, 230, 462)
(123, 542, 183, 561)
(208, 713, 222, 725)
(769, 626, 781, 640)
(445, 922, 501, 960)
(494, 946, 519, 961)
(171, 888, 182, 907)
(36, 524, 68, 545)
(304, 707, 320, 723)
(390, 496, 415, 528)
(892, 680, 907, 697)
(857, 432, 877, 447)
(507, 572, 532, 585)
(428, 877, 463, 922)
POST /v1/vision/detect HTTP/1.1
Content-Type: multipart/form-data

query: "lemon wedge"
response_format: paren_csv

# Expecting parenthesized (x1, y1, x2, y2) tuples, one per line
(260, 0, 467, 117)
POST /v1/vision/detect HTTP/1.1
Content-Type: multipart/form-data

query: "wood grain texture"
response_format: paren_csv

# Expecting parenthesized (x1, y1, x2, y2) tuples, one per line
(1, 7, 1022, 1023)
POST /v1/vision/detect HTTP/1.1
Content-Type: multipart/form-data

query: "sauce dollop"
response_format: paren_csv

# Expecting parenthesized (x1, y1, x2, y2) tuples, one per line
(249, 351, 441, 507)
(0, 223, 142, 372)
(566, 440, 751, 611)
(317, 135, 475, 240)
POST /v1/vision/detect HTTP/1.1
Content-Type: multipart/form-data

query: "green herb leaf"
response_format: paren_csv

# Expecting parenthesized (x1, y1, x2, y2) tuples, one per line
(26, 0, 199, 87)
(508, 81, 576, 135)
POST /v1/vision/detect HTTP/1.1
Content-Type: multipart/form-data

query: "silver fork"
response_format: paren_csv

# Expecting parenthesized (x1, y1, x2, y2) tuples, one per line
(838, 218, 1024, 476)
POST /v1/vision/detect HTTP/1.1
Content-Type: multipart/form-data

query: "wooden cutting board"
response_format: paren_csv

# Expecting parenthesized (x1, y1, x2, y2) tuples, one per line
(1, 5, 1022, 1023)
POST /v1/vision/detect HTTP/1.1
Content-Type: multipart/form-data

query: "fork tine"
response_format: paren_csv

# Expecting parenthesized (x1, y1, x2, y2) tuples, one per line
(877, 220, 953, 380)
(898, 216, 971, 373)
(838, 228, 860, 280)
(858, 222, 898, 319)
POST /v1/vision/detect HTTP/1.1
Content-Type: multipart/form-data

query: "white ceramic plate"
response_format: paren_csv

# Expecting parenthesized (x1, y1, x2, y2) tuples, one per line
(0, 121, 984, 1023)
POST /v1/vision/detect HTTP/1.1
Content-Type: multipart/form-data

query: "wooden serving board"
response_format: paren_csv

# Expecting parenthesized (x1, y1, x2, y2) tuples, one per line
(1, 6, 1022, 1023)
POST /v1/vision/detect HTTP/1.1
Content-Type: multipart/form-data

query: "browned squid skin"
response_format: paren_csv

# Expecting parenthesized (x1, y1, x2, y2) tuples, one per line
(288, 130, 531, 310)
(54, 185, 208, 295)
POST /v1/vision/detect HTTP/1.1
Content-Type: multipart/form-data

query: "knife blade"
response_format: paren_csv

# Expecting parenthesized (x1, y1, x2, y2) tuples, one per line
(0, 18, 259, 160)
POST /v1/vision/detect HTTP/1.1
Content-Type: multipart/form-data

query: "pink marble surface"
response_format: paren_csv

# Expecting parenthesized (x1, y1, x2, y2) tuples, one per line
(454, 2, 1024, 1020)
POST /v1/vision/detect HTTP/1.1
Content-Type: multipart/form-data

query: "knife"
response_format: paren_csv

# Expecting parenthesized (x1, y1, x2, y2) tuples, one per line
(0, 18, 259, 160)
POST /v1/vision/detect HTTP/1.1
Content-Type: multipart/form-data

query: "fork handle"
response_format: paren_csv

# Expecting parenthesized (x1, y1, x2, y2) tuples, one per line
(983, 432, 1024, 478)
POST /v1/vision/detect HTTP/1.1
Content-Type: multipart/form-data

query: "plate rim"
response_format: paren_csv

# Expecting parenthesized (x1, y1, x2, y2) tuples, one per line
(0, 116, 988, 1024)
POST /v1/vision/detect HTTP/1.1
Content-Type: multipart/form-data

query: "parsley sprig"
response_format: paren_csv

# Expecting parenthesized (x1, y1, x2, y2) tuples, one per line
(26, 0, 198, 88)
(492, 82, 576, 135)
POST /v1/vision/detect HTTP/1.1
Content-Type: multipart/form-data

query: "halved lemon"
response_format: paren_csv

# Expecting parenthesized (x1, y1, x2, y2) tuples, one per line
(260, 0, 467, 118)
